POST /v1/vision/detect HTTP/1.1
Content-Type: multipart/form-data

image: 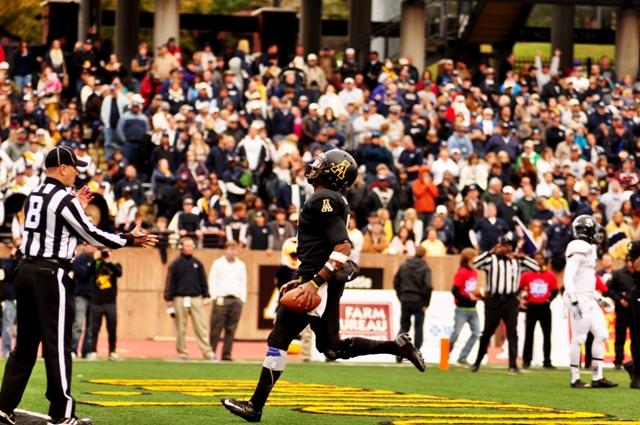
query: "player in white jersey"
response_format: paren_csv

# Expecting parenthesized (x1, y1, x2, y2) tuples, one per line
(563, 214, 617, 388)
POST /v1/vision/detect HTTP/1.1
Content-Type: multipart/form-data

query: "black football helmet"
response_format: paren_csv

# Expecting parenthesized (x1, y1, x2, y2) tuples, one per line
(572, 214, 602, 244)
(304, 149, 358, 191)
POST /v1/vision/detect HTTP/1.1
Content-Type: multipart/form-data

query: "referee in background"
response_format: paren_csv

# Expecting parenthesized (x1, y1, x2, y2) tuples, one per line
(0, 146, 157, 425)
(470, 234, 539, 374)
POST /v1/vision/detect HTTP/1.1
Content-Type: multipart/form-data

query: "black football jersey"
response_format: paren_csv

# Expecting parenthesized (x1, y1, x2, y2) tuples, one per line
(297, 189, 350, 279)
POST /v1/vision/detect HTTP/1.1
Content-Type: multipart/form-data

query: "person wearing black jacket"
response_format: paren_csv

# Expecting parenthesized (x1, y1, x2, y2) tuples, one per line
(0, 241, 21, 357)
(164, 237, 215, 360)
(86, 249, 122, 360)
(393, 246, 433, 357)
(608, 258, 635, 368)
(71, 244, 96, 359)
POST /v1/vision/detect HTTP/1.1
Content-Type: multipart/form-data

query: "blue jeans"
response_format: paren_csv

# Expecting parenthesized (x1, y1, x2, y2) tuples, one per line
(2, 300, 16, 356)
(103, 127, 115, 159)
(449, 308, 480, 362)
(71, 295, 92, 356)
(14, 74, 32, 92)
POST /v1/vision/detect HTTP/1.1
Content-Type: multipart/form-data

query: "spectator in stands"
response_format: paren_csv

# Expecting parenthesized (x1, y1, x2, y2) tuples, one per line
(86, 249, 122, 361)
(470, 203, 509, 253)
(71, 244, 96, 359)
(412, 166, 438, 227)
(363, 221, 388, 254)
(388, 227, 416, 256)
(208, 240, 247, 361)
(246, 211, 272, 250)
(175, 198, 203, 247)
(116, 94, 150, 163)
(268, 208, 295, 251)
(164, 237, 215, 361)
(546, 211, 573, 271)
(224, 203, 249, 247)
(101, 81, 128, 159)
(152, 44, 180, 84)
(421, 227, 447, 257)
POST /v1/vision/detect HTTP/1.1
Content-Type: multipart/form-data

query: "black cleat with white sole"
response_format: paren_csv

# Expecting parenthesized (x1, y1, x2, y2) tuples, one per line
(0, 410, 15, 425)
(591, 378, 618, 388)
(570, 380, 590, 389)
(396, 333, 426, 372)
(47, 418, 93, 425)
(221, 398, 262, 422)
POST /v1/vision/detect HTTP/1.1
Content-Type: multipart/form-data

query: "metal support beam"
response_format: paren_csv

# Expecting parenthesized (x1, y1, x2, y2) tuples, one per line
(400, 0, 426, 72)
(348, 0, 372, 69)
(615, 7, 640, 80)
(115, 0, 139, 74)
(300, 0, 322, 55)
(551, 4, 574, 69)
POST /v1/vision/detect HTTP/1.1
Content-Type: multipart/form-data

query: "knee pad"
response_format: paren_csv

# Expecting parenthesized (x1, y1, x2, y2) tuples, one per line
(262, 347, 287, 372)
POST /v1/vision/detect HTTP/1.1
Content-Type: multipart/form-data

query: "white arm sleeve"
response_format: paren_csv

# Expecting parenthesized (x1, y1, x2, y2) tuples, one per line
(563, 252, 582, 296)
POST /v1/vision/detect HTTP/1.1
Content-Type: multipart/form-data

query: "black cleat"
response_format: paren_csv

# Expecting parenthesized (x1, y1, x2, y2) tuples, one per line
(614, 363, 622, 370)
(221, 398, 262, 422)
(0, 410, 15, 425)
(591, 378, 618, 388)
(47, 418, 93, 425)
(623, 361, 634, 380)
(543, 363, 557, 370)
(470, 364, 480, 373)
(522, 363, 530, 370)
(631, 375, 640, 389)
(396, 333, 426, 372)
(571, 380, 590, 388)
(508, 367, 520, 375)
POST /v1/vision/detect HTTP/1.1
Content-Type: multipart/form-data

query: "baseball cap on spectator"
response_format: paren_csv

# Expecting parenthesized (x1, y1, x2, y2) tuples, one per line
(45, 146, 88, 169)
(248, 100, 261, 110)
(307, 53, 317, 61)
(450, 148, 461, 156)
(228, 113, 238, 122)
(361, 104, 371, 113)
(524, 140, 535, 149)
(131, 94, 145, 105)
(183, 198, 194, 205)
(502, 186, 515, 195)
(570, 145, 580, 152)
(435, 205, 448, 215)
(568, 98, 580, 106)
(195, 82, 209, 91)
(174, 113, 186, 122)
(159, 102, 170, 111)
(299, 95, 309, 102)
(399, 57, 409, 66)
(344, 77, 355, 84)
(255, 211, 265, 218)
(345, 48, 355, 55)
(308, 103, 319, 111)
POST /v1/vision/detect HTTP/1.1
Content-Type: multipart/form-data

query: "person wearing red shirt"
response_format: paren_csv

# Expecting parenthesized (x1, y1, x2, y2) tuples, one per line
(449, 248, 481, 365)
(520, 253, 558, 369)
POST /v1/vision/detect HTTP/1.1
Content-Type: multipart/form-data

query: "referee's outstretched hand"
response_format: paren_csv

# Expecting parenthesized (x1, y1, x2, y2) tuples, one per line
(130, 223, 159, 248)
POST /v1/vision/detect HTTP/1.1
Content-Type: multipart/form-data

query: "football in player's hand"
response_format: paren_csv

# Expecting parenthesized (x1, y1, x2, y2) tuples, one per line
(279, 286, 321, 314)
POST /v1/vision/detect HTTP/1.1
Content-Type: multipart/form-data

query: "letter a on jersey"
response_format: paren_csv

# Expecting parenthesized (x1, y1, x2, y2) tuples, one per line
(321, 199, 333, 213)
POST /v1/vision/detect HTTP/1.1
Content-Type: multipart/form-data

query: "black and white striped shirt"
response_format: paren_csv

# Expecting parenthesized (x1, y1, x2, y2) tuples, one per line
(20, 177, 131, 260)
(473, 251, 539, 295)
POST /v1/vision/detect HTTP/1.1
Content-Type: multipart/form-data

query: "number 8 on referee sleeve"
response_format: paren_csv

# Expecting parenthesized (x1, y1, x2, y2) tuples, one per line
(24, 195, 44, 230)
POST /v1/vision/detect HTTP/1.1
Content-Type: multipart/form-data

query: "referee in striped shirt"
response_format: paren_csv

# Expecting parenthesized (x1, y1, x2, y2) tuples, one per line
(0, 146, 157, 425)
(470, 234, 539, 374)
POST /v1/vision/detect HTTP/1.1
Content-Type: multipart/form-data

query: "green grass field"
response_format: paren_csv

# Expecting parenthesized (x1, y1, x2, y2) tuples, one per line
(5, 359, 640, 425)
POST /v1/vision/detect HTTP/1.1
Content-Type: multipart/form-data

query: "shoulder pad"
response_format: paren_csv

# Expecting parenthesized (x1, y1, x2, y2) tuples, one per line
(566, 239, 593, 256)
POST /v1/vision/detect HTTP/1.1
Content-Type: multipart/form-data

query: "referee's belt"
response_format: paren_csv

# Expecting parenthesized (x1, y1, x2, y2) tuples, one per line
(23, 257, 72, 270)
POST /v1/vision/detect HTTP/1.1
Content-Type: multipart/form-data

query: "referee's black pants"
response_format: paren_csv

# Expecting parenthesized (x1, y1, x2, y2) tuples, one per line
(0, 259, 76, 420)
(522, 302, 552, 366)
(630, 292, 640, 375)
(474, 294, 518, 369)
(614, 305, 632, 366)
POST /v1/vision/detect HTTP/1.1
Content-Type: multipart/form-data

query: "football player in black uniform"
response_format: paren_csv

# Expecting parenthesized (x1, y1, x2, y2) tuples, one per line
(221, 149, 425, 422)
